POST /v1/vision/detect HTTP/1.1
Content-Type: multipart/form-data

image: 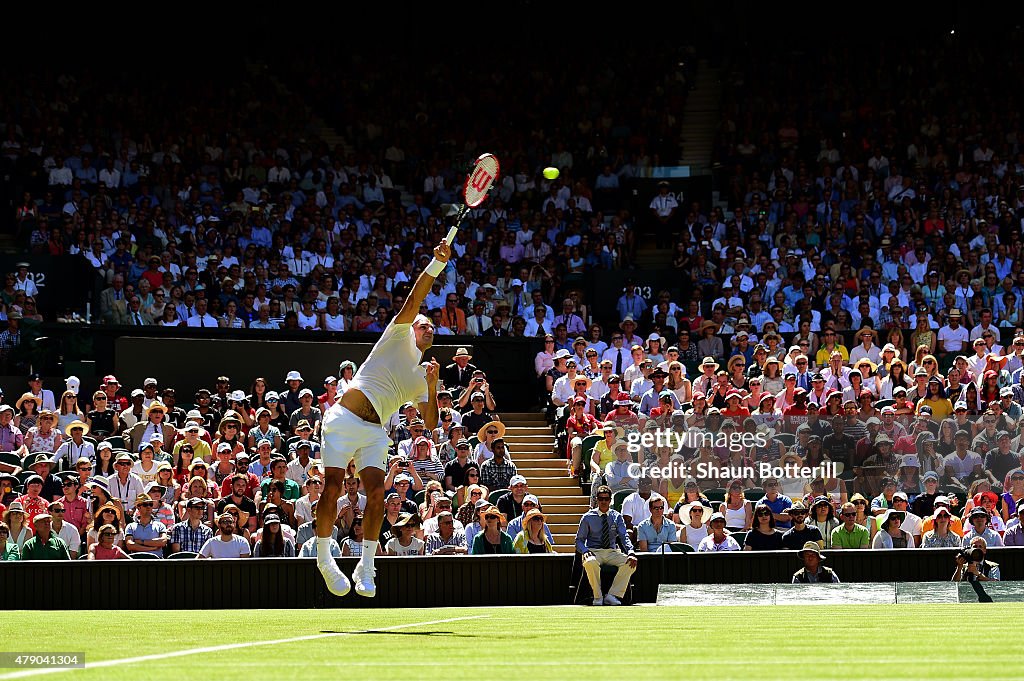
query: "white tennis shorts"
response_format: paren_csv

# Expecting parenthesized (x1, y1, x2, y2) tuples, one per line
(320, 403, 391, 472)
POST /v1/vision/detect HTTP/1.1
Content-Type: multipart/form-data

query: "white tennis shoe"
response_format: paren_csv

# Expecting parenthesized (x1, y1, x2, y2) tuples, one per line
(317, 558, 351, 597)
(352, 561, 377, 598)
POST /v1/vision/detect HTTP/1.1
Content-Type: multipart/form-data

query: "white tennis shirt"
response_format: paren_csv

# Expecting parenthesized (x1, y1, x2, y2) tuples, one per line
(349, 322, 428, 423)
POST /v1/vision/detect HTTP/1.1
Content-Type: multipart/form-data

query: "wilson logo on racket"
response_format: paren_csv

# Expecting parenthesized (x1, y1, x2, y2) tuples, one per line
(469, 168, 494, 192)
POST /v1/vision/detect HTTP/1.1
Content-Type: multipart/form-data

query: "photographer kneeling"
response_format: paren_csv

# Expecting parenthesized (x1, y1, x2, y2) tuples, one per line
(953, 537, 1000, 584)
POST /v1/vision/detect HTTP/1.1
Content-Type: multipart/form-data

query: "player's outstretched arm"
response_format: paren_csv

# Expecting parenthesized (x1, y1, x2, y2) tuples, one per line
(394, 241, 452, 325)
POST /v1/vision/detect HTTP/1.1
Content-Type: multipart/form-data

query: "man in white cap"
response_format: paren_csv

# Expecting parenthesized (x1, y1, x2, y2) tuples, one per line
(505, 279, 529, 318)
(315, 236, 447, 597)
(280, 370, 303, 414)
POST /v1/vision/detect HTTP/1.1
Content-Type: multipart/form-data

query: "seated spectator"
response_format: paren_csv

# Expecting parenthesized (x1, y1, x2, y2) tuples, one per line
(921, 506, 962, 548)
(21, 512, 70, 560)
(871, 509, 914, 549)
(604, 443, 637, 493)
(454, 470, 484, 508)
(471, 506, 514, 555)
(384, 512, 424, 556)
(170, 498, 214, 554)
(199, 512, 251, 558)
(495, 475, 530, 521)
(462, 393, 497, 437)
(479, 439, 517, 490)
(124, 493, 168, 558)
(443, 438, 475, 492)
(635, 497, 675, 552)
(424, 511, 469, 555)
(961, 507, 1003, 548)
(742, 503, 783, 551)
(621, 477, 666, 530)
(780, 502, 824, 549)
(511, 508, 554, 553)
(1002, 505, 1024, 546)
(697, 512, 741, 552)
(830, 502, 870, 550)
(87, 524, 129, 560)
(252, 515, 295, 557)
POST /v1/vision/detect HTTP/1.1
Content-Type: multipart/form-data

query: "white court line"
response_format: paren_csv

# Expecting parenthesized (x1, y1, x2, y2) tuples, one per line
(0, 614, 489, 680)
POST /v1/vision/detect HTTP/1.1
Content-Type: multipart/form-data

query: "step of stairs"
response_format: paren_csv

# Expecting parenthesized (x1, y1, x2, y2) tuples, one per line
(492, 411, 589, 553)
(513, 458, 566, 469)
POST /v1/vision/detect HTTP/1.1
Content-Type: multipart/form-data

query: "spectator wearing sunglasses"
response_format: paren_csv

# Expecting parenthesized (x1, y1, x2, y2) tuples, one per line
(123, 493, 168, 558)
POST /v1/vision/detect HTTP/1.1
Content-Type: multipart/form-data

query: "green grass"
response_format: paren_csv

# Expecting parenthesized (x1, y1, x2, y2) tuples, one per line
(0, 605, 1020, 680)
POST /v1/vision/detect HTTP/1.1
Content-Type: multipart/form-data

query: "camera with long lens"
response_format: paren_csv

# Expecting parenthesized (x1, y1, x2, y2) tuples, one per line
(959, 547, 985, 580)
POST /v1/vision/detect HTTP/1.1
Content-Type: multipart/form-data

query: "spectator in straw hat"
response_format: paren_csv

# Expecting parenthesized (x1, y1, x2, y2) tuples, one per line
(23, 453, 62, 502)
(441, 347, 477, 397)
(471, 505, 514, 555)
(24, 408, 61, 455)
(128, 400, 175, 452)
(54, 419, 94, 467)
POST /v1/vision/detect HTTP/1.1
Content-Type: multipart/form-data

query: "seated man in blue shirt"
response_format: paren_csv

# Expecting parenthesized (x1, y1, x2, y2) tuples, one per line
(575, 485, 636, 606)
(636, 497, 675, 552)
(760, 477, 793, 529)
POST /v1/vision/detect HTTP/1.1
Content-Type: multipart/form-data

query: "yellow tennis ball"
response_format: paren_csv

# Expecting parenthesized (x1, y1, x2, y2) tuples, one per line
(543, 167, 559, 180)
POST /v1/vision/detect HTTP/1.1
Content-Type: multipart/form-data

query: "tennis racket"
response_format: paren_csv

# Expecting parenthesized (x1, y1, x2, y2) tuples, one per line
(445, 153, 500, 245)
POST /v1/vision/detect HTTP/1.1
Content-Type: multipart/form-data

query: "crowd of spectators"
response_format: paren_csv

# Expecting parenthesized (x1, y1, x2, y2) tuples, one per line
(4, 44, 695, 340)
(536, 38, 1024, 561)
(0, 356, 573, 559)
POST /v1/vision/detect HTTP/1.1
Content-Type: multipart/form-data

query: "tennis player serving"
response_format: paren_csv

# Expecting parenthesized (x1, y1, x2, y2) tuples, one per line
(315, 239, 449, 597)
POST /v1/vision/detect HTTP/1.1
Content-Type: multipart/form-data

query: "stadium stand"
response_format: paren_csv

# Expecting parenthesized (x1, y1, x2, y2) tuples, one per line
(0, 21, 1022, 590)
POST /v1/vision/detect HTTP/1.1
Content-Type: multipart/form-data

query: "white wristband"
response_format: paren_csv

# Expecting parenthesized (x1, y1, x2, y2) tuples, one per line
(425, 258, 446, 277)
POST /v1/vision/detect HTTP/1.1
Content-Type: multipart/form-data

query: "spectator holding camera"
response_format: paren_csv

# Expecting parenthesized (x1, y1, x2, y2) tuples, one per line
(953, 537, 1000, 582)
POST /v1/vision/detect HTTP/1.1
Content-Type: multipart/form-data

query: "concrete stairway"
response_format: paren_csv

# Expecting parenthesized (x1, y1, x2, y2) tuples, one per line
(500, 412, 589, 554)
(678, 58, 722, 168)
(631, 59, 722, 270)
(246, 60, 349, 155)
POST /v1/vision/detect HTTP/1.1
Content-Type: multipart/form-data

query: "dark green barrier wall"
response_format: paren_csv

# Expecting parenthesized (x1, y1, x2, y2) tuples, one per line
(1, 327, 544, 412)
(6, 550, 1020, 610)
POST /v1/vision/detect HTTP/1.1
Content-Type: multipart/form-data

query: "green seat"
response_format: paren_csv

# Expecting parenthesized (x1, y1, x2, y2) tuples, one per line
(745, 487, 765, 502)
(468, 436, 480, 449)
(612, 489, 632, 512)
(413, 489, 427, 506)
(167, 552, 198, 560)
(0, 451, 22, 470)
(105, 435, 126, 451)
(704, 487, 727, 503)
(669, 542, 695, 553)
(580, 434, 602, 461)
(731, 531, 746, 548)
(488, 488, 509, 505)
(15, 471, 33, 486)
